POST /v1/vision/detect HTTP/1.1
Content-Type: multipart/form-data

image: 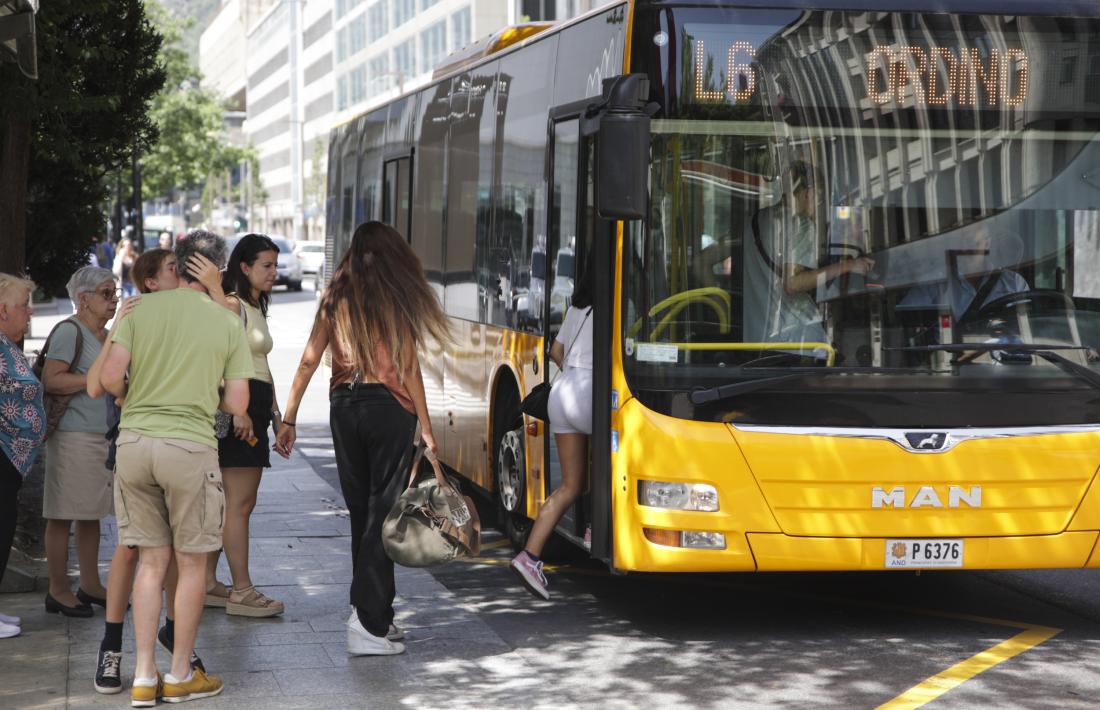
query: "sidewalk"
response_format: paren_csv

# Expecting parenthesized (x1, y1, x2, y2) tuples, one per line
(0, 447, 531, 709)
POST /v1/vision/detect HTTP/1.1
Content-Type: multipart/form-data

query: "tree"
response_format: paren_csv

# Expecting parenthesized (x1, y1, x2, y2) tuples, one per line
(0, 0, 165, 293)
(139, 2, 256, 205)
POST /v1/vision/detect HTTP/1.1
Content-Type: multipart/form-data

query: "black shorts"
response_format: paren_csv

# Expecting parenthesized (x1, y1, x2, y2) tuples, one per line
(217, 379, 273, 469)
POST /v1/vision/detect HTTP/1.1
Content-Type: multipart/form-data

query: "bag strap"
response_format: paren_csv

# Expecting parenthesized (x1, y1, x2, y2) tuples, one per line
(404, 420, 451, 492)
(226, 293, 247, 326)
(549, 306, 592, 385)
(41, 318, 84, 373)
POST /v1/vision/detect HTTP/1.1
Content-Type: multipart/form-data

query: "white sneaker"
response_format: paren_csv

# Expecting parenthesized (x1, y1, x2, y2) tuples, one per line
(346, 610, 404, 641)
(0, 612, 20, 626)
(347, 615, 404, 656)
(0, 621, 21, 639)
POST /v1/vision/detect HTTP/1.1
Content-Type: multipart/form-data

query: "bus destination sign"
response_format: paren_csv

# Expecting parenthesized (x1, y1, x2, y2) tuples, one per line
(693, 39, 1030, 109)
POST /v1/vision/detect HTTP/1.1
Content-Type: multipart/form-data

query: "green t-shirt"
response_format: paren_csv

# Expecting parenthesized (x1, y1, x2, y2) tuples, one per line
(112, 288, 254, 448)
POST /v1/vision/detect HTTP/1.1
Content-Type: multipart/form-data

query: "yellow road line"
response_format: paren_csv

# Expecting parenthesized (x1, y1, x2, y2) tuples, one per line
(877, 625, 1062, 710)
(479, 539, 512, 552)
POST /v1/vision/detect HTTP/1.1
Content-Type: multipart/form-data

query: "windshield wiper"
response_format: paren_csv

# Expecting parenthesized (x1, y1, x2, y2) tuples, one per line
(688, 367, 933, 405)
(890, 343, 1100, 391)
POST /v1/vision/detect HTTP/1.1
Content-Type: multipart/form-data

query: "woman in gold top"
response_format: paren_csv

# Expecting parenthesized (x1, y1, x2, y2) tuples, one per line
(205, 234, 285, 618)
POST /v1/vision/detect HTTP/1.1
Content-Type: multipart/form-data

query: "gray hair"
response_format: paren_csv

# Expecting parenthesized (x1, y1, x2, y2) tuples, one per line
(175, 229, 227, 283)
(67, 266, 115, 305)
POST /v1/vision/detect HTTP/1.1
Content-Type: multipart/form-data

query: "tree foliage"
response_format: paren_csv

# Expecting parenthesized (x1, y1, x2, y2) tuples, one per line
(0, 0, 165, 293)
(140, 2, 255, 200)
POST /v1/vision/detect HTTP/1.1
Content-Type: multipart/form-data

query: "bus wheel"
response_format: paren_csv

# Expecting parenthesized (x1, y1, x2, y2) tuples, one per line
(496, 427, 531, 551)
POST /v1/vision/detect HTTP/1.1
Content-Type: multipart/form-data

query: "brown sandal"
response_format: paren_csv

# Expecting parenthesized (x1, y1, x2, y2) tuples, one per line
(204, 580, 230, 608)
(226, 585, 284, 618)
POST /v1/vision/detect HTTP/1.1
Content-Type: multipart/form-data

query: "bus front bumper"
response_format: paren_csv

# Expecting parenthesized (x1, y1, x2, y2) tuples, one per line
(613, 527, 1100, 572)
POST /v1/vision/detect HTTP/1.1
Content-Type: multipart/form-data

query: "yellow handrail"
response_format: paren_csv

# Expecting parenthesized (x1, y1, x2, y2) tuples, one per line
(627, 287, 732, 339)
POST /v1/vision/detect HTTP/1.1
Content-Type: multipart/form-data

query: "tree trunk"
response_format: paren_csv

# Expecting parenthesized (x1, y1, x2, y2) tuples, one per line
(0, 112, 31, 276)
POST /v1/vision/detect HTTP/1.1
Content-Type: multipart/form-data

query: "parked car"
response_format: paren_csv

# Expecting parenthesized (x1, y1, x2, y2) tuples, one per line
(225, 233, 303, 291)
(297, 242, 324, 276)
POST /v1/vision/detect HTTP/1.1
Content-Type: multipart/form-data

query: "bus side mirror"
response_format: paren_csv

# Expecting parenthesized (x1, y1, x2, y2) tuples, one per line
(587, 74, 653, 222)
(597, 111, 650, 221)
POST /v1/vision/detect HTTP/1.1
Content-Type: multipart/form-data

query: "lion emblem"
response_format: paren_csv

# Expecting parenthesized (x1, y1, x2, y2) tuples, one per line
(891, 542, 908, 559)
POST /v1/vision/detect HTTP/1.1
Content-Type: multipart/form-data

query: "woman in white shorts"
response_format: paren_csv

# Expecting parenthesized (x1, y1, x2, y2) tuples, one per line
(511, 270, 593, 600)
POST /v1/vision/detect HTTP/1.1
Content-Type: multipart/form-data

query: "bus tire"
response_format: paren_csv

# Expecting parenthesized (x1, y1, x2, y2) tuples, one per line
(495, 409, 531, 551)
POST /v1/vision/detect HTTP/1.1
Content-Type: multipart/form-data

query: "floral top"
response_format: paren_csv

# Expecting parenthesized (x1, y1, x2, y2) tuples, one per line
(0, 332, 45, 476)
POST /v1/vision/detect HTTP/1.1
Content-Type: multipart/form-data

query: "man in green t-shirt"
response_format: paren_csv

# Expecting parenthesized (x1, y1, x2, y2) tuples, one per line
(101, 230, 253, 705)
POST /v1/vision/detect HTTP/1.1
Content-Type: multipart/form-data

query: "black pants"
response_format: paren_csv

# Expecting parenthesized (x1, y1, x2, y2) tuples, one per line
(330, 384, 416, 637)
(0, 454, 24, 590)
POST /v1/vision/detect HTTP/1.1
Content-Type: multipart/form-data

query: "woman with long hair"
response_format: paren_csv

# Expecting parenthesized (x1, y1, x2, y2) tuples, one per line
(511, 267, 594, 600)
(276, 221, 449, 656)
(203, 234, 285, 618)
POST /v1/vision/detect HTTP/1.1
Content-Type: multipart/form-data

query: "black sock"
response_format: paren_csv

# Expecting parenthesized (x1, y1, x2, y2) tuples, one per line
(525, 550, 541, 562)
(101, 621, 124, 653)
(163, 618, 174, 646)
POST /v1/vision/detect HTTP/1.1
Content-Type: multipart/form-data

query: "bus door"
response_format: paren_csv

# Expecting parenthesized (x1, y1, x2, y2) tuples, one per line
(544, 117, 585, 543)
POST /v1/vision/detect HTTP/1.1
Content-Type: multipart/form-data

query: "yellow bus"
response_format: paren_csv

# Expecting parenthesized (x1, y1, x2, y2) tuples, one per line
(326, 0, 1100, 573)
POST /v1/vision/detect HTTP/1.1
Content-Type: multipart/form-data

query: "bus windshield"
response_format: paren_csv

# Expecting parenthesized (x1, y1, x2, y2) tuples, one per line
(624, 5, 1100, 427)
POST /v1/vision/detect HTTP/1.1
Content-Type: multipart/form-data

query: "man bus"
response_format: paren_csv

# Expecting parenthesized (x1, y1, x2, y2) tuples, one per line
(325, 0, 1100, 574)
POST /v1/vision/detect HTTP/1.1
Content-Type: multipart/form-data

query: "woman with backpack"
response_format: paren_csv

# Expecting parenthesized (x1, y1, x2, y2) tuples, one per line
(40, 266, 119, 617)
(275, 221, 449, 657)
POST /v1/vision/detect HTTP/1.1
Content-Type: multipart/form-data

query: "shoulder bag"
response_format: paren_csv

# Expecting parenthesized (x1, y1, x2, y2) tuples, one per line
(382, 422, 481, 567)
(520, 307, 591, 422)
(32, 318, 85, 440)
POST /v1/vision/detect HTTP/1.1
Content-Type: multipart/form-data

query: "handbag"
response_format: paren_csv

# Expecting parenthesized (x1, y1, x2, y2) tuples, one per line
(382, 423, 481, 567)
(32, 318, 84, 440)
(520, 307, 591, 422)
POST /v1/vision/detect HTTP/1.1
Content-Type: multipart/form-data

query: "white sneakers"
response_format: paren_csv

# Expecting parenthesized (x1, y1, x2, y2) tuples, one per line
(0, 620, 20, 639)
(0, 612, 20, 626)
(346, 614, 405, 656)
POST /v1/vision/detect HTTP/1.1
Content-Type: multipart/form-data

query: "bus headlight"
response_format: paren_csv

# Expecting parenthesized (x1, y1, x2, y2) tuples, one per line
(681, 531, 726, 549)
(639, 481, 719, 511)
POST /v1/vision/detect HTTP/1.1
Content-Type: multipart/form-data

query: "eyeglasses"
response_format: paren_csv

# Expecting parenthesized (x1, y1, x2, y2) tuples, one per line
(94, 288, 122, 300)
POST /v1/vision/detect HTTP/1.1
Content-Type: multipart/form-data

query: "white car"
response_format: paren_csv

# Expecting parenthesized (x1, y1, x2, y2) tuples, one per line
(297, 242, 324, 276)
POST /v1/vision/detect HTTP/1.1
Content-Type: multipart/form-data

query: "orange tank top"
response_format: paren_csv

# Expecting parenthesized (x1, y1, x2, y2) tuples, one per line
(329, 336, 415, 414)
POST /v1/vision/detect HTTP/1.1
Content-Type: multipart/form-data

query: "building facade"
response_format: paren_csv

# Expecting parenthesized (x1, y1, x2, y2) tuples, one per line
(200, 0, 609, 241)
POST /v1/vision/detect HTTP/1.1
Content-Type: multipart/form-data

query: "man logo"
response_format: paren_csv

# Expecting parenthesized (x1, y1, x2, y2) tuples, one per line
(905, 432, 946, 450)
(872, 485, 983, 509)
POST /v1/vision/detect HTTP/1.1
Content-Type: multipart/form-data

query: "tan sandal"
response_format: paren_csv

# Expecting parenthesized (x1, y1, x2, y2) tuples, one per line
(204, 580, 230, 608)
(226, 585, 284, 618)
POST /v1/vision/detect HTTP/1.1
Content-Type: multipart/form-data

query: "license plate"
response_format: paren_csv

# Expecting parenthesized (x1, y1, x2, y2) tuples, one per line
(884, 539, 964, 568)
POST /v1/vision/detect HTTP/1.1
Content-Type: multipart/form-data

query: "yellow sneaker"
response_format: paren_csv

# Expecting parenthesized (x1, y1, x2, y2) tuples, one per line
(131, 674, 162, 708)
(162, 669, 224, 703)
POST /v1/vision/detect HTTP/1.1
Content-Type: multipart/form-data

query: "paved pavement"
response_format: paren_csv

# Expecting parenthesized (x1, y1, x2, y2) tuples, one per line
(0, 436, 537, 709)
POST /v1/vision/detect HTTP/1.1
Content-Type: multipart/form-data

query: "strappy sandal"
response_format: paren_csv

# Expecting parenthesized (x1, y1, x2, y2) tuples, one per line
(226, 585, 285, 618)
(204, 580, 230, 608)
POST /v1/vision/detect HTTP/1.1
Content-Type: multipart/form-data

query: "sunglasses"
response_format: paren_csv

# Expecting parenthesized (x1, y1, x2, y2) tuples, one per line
(93, 288, 123, 300)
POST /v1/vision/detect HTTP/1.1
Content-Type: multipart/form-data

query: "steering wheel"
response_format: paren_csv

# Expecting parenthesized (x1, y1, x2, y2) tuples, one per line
(974, 289, 1076, 320)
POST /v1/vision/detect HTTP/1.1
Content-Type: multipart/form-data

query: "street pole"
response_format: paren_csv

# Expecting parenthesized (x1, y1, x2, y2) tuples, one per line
(131, 146, 143, 252)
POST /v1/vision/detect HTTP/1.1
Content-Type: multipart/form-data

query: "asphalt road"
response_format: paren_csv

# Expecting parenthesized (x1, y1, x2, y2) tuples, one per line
(265, 283, 1100, 709)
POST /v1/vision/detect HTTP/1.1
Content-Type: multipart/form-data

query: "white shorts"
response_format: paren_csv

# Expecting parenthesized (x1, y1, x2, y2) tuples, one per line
(548, 367, 592, 435)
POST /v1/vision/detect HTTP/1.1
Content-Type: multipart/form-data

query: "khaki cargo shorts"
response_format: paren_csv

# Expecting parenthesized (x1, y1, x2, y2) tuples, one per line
(113, 431, 224, 553)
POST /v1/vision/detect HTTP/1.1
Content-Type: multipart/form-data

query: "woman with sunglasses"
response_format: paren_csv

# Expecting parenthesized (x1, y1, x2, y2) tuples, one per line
(40, 266, 121, 617)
